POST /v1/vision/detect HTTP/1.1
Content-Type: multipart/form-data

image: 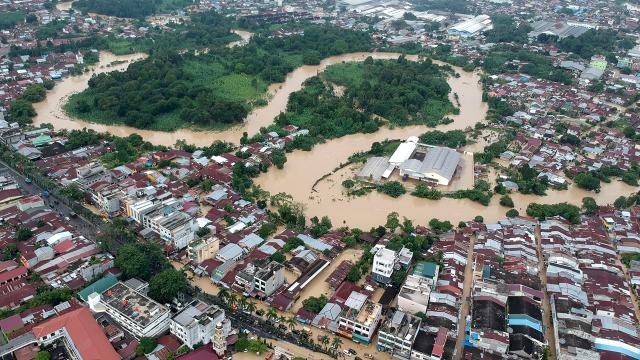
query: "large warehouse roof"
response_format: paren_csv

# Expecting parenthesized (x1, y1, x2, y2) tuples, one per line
(401, 147, 461, 183)
(422, 147, 461, 180)
(389, 138, 418, 165)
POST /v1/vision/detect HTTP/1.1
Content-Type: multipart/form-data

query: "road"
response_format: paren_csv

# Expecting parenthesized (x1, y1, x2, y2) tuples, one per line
(535, 225, 557, 360)
(0, 159, 99, 241)
(453, 234, 477, 360)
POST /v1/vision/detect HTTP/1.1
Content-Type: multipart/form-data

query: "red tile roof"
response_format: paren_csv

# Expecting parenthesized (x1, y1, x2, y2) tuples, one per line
(0, 266, 27, 284)
(32, 307, 120, 360)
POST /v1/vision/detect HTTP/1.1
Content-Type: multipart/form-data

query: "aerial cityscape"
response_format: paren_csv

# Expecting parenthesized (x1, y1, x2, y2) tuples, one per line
(0, 0, 639, 359)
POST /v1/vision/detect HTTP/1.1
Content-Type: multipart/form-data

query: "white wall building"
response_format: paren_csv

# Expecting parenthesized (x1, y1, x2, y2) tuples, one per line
(372, 247, 397, 284)
(170, 300, 227, 349)
(88, 281, 170, 339)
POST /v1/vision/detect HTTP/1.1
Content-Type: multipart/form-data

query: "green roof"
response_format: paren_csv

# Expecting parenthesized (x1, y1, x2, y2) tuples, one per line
(78, 273, 118, 301)
(413, 261, 438, 279)
(32, 134, 52, 147)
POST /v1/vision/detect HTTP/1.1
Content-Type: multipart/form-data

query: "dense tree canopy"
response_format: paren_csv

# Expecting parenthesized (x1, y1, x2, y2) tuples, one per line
(115, 242, 170, 281)
(485, 15, 532, 44)
(69, 24, 372, 131)
(324, 57, 456, 126)
(557, 29, 635, 59)
(526, 202, 581, 224)
(148, 268, 188, 303)
(483, 47, 573, 85)
(74, 0, 194, 19)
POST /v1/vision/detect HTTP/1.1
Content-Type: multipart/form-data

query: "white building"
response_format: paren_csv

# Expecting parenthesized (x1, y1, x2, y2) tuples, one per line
(254, 261, 285, 297)
(170, 300, 227, 349)
(88, 281, 171, 338)
(448, 15, 492, 38)
(397, 275, 433, 315)
(377, 310, 422, 360)
(372, 247, 397, 284)
(389, 137, 419, 167)
(216, 243, 244, 263)
(399, 147, 461, 186)
(336, 291, 383, 344)
(76, 162, 111, 189)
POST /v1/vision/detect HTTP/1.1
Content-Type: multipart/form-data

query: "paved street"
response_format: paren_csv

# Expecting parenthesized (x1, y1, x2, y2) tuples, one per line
(0, 160, 99, 241)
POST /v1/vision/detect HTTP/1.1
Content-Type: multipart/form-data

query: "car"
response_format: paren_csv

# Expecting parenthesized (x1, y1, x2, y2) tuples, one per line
(364, 353, 374, 359)
(347, 349, 357, 355)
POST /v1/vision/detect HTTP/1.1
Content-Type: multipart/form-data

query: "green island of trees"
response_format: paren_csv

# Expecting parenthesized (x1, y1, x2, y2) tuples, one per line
(323, 56, 457, 126)
(278, 57, 456, 151)
(66, 24, 372, 131)
(73, 0, 194, 19)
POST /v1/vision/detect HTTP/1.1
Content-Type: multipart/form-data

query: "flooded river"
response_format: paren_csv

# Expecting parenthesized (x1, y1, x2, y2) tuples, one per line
(34, 49, 637, 229)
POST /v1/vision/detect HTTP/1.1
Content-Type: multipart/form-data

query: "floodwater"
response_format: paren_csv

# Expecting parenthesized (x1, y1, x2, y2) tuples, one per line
(33, 49, 638, 229)
(33, 52, 472, 147)
(290, 248, 363, 313)
(227, 30, 254, 48)
(56, 1, 73, 11)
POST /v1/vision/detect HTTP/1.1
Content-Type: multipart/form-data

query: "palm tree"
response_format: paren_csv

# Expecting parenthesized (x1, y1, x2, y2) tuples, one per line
(217, 288, 229, 304)
(266, 308, 278, 322)
(320, 335, 330, 350)
(246, 300, 257, 314)
(238, 295, 248, 311)
(228, 293, 238, 309)
(331, 336, 343, 351)
(286, 316, 297, 331)
(278, 315, 287, 324)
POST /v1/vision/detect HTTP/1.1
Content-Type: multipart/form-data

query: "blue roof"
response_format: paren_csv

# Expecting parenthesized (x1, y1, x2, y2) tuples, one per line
(413, 262, 438, 278)
(239, 233, 264, 249)
(297, 233, 333, 252)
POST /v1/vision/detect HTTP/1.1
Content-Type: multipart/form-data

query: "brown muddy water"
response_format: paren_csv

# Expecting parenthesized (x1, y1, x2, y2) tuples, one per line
(33, 50, 637, 229)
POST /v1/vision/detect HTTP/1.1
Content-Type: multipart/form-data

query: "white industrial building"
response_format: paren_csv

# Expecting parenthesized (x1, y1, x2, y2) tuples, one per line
(399, 147, 461, 186)
(388, 137, 419, 166)
(448, 15, 492, 38)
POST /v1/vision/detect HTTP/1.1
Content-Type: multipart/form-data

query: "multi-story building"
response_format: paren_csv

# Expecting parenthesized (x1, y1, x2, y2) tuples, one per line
(124, 197, 195, 249)
(90, 184, 121, 217)
(372, 247, 397, 284)
(336, 291, 383, 344)
(170, 300, 227, 349)
(377, 310, 422, 359)
(153, 211, 196, 250)
(32, 307, 120, 360)
(87, 281, 170, 338)
(234, 259, 285, 297)
(397, 261, 440, 314)
(76, 162, 111, 189)
(254, 261, 285, 297)
(189, 237, 220, 264)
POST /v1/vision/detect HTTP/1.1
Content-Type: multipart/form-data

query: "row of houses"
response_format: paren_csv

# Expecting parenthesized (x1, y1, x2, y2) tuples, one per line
(541, 216, 640, 360)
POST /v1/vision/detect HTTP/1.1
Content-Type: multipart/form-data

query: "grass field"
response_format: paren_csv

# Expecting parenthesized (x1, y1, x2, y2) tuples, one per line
(184, 59, 268, 102)
(322, 62, 366, 87)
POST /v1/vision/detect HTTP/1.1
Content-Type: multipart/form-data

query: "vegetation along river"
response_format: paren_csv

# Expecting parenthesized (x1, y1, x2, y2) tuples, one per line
(33, 51, 637, 229)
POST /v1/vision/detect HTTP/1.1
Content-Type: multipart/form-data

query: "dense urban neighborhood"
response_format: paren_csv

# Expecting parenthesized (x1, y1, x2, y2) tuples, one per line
(3, 0, 640, 360)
